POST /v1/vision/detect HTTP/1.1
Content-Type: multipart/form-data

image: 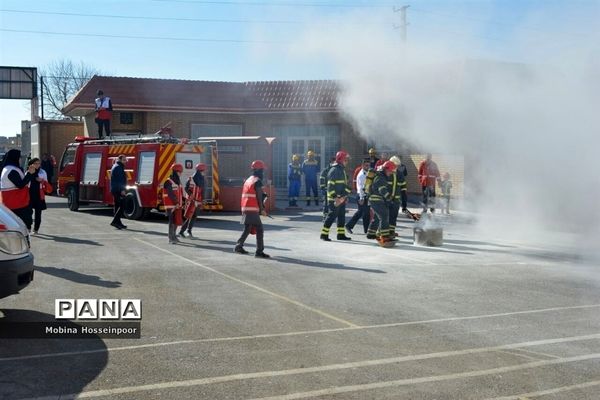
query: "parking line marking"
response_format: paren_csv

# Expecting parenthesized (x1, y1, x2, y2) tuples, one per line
(244, 354, 600, 400)
(133, 237, 359, 328)
(485, 380, 600, 399)
(2, 304, 600, 363)
(19, 343, 600, 399)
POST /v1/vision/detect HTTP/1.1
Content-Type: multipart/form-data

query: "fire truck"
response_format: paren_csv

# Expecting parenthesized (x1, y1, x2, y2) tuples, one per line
(57, 134, 222, 219)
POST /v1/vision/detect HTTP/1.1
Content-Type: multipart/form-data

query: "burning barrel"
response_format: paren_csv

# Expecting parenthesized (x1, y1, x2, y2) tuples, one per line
(413, 215, 443, 246)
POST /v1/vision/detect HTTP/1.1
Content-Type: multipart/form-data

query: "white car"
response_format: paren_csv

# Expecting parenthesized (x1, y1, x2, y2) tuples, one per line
(0, 204, 34, 298)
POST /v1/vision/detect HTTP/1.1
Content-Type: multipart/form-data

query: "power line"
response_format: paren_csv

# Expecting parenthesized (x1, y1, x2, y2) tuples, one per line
(0, 8, 393, 26)
(0, 8, 301, 24)
(0, 28, 286, 44)
(151, 0, 395, 7)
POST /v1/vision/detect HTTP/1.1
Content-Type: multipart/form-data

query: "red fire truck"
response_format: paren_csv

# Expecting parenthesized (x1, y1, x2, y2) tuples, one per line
(57, 134, 222, 219)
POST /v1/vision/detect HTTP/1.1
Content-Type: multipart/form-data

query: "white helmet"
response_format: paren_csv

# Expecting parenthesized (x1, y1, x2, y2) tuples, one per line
(389, 155, 401, 166)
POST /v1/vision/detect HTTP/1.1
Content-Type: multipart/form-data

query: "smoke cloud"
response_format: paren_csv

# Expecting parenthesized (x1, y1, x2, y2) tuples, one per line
(280, 5, 600, 259)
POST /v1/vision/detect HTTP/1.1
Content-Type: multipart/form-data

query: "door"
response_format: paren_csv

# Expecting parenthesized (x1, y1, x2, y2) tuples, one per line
(79, 150, 104, 202)
(287, 137, 324, 194)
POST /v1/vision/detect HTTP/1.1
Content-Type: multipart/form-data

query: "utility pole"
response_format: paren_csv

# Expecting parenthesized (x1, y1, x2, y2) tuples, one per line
(393, 5, 410, 43)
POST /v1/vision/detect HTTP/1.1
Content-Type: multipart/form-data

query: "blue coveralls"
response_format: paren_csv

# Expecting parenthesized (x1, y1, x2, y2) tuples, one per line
(287, 163, 302, 206)
(302, 158, 320, 206)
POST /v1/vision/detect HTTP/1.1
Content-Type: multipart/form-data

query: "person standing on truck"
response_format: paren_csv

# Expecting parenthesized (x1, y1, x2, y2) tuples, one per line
(110, 155, 127, 230)
(0, 149, 36, 230)
(234, 160, 270, 258)
(95, 90, 113, 139)
(179, 163, 206, 238)
(28, 158, 51, 235)
(163, 163, 184, 244)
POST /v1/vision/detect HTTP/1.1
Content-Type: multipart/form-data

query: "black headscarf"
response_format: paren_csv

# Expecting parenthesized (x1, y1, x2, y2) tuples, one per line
(170, 171, 181, 185)
(253, 169, 264, 180)
(1, 149, 22, 170)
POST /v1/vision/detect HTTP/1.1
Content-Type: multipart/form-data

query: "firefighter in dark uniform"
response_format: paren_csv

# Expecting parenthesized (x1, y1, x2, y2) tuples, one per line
(163, 163, 183, 244)
(320, 151, 352, 241)
(319, 157, 336, 221)
(367, 161, 397, 244)
(287, 154, 302, 207)
(388, 156, 404, 237)
(179, 162, 206, 237)
(234, 160, 270, 258)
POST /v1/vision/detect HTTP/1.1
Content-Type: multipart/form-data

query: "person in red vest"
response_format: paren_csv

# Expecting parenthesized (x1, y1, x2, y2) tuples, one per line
(418, 153, 441, 213)
(94, 89, 113, 139)
(27, 157, 52, 235)
(163, 163, 184, 244)
(0, 149, 36, 230)
(234, 160, 270, 258)
(179, 163, 206, 238)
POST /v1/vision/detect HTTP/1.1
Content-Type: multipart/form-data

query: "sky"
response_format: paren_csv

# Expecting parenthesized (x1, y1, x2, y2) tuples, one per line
(0, 0, 597, 136)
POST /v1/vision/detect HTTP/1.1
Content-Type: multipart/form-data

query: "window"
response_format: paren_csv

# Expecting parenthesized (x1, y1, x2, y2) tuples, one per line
(137, 151, 156, 184)
(120, 113, 134, 125)
(82, 153, 102, 184)
(60, 146, 77, 171)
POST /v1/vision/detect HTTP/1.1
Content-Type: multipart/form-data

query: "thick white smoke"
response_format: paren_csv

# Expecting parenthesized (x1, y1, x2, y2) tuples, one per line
(281, 7, 600, 259)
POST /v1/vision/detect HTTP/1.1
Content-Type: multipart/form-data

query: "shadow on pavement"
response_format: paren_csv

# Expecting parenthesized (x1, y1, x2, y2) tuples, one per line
(35, 266, 122, 288)
(0, 309, 108, 399)
(274, 256, 386, 274)
(32, 233, 103, 246)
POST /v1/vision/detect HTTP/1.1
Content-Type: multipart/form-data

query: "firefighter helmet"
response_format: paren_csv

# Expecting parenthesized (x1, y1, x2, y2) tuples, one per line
(251, 160, 265, 170)
(171, 163, 184, 173)
(389, 155, 401, 166)
(368, 148, 376, 155)
(292, 154, 300, 162)
(307, 150, 314, 157)
(195, 163, 207, 171)
(382, 160, 397, 173)
(335, 151, 349, 164)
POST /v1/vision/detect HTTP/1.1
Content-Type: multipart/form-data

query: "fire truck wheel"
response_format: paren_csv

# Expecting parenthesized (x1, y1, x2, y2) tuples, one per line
(67, 187, 79, 211)
(123, 192, 143, 220)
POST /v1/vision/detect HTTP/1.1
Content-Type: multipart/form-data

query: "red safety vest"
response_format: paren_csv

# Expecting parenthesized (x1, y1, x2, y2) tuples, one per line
(0, 166, 30, 210)
(162, 179, 183, 209)
(188, 178, 203, 203)
(240, 176, 260, 213)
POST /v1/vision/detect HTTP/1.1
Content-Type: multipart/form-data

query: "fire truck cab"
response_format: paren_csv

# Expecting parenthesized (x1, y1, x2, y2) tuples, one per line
(57, 134, 221, 219)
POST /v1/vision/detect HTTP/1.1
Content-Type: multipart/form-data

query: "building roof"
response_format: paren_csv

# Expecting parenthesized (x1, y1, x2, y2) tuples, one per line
(63, 76, 340, 116)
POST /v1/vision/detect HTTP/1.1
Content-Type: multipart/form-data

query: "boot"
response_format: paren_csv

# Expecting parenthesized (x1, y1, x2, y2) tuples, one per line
(234, 246, 249, 254)
(320, 234, 331, 242)
(255, 252, 271, 258)
(337, 235, 352, 241)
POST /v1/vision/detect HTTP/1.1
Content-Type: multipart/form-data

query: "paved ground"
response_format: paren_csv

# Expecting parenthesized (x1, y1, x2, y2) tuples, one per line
(1, 196, 599, 400)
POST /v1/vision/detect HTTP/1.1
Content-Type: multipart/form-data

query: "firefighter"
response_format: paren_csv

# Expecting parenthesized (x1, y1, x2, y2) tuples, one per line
(418, 153, 441, 213)
(319, 157, 336, 221)
(388, 156, 406, 236)
(302, 150, 320, 206)
(0, 149, 35, 229)
(320, 151, 352, 241)
(368, 148, 380, 169)
(179, 163, 206, 238)
(288, 154, 302, 207)
(163, 163, 184, 244)
(368, 161, 397, 245)
(235, 160, 270, 258)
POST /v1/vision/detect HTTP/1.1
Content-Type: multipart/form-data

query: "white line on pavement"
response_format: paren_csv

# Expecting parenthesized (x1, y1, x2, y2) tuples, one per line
(485, 379, 600, 399)
(2, 304, 599, 362)
(18, 339, 600, 400)
(133, 237, 359, 328)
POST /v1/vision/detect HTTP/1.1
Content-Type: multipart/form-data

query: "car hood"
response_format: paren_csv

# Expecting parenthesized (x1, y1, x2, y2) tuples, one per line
(0, 204, 28, 234)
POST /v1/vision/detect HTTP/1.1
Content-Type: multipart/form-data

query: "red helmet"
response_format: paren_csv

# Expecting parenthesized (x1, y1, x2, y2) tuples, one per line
(335, 150, 349, 163)
(382, 160, 397, 173)
(195, 163, 207, 171)
(251, 160, 265, 170)
(171, 163, 183, 173)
